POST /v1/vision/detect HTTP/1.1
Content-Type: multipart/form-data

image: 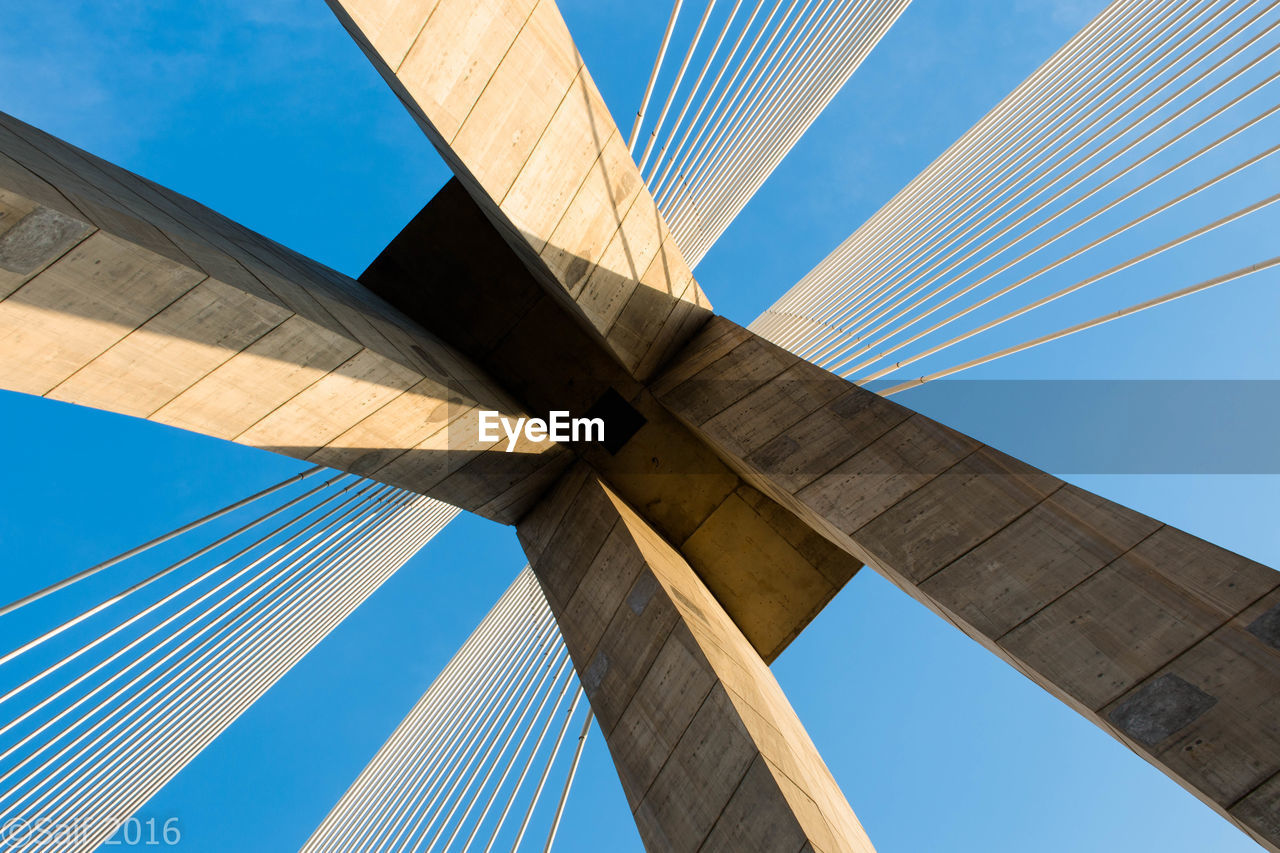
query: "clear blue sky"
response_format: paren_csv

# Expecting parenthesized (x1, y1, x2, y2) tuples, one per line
(0, 1, 1276, 850)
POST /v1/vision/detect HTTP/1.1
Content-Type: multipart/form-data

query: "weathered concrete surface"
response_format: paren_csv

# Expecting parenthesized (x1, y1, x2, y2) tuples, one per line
(0, 108, 852, 663)
(364, 179, 860, 663)
(0, 110, 570, 523)
(6, 3, 1275, 845)
(326, 0, 712, 380)
(519, 463, 875, 853)
(653, 315, 1280, 853)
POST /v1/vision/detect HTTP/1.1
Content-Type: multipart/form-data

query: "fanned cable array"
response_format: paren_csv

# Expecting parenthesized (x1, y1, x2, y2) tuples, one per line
(752, 0, 1280, 393)
(0, 468, 456, 852)
(303, 568, 589, 853)
(7, 2, 1277, 849)
(631, 0, 911, 266)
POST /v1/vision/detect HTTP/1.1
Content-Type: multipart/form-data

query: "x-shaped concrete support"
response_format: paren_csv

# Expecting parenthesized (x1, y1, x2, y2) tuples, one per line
(0, 0, 1276, 849)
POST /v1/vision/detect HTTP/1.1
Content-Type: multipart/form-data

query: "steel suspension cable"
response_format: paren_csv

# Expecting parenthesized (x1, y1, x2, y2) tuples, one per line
(751, 0, 1176, 344)
(313, 581, 535, 849)
(655, 0, 816, 214)
(750, 0, 1278, 385)
(13, 499, 425, 839)
(653, 0, 802, 205)
(880, 256, 1280, 396)
(649, 0, 780, 199)
(0, 481, 396, 794)
(812, 0, 1274, 364)
(856, 192, 1280, 382)
(30, 505, 446, 852)
(0, 477, 378, 724)
(630, 0, 687, 152)
(0, 472, 349, 668)
(750, 0, 1169, 340)
(312, 582, 538, 852)
(540, 710, 592, 853)
(350, 594, 557, 851)
(0, 489, 416, 818)
(833, 26, 1280, 376)
(638, 0, 720, 174)
(0, 465, 324, 619)
(507, 687, 585, 853)
(643, 0, 746, 186)
(445, 654, 574, 853)
(415, 652, 571, 852)
(766, 0, 1220, 353)
(677, 0, 907, 262)
(381, 618, 561, 853)
(10, 498, 449, 850)
(836, 105, 1280, 376)
(303, 569, 589, 853)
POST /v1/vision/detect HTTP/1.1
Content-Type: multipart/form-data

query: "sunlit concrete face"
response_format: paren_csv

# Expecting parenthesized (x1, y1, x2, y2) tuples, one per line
(325, 0, 713, 381)
(361, 177, 863, 667)
(0, 111, 569, 525)
(654, 315, 1280, 852)
(2, 0, 1278, 850)
(519, 465, 875, 853)
(330, 2, 1280, 849)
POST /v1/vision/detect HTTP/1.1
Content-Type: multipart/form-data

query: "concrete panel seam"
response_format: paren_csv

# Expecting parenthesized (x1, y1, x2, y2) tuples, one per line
(627, 663, 717, 801)
(209, 235, 354, 344)
(390, 0, 445, 75)
(1099, 579, 1280, 716)
(692, 748, 764, 852)
(757, 395, 914, 496)
(843, 443, 984, 541)
(8, 126, 201, 273)
(552, 511, 622, 615)
(47, 138, 204, 271)
(702, 369, 851, 464)
(226, 345, 398, 444)
(853, 457, 1065, 586)
(600, 232, 691, 360)
(0, 224, 97, 300)
(445, 1, 542, 146)
(678, 340, 796, 427)
(564, 161, 651, 302)
(32, 267, 213, 400)
(357, 409, 474, 488)
(496, 64, 589, 209)
(626, 668, 730, 813)
(1228, 766, 1280, 811)
(991, 524, 1168, 643)
(134, 313, 296, 420)
(0, 142, 93, 220)
(594, 600, 686, 742)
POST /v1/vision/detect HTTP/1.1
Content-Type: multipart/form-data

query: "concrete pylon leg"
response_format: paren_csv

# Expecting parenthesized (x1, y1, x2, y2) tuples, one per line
(653, 316, 1280, 852)
(518, 462, 875, 853)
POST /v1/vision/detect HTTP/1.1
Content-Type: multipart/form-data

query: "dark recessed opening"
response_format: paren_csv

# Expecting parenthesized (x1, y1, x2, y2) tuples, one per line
(578, 388, 646, 455)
